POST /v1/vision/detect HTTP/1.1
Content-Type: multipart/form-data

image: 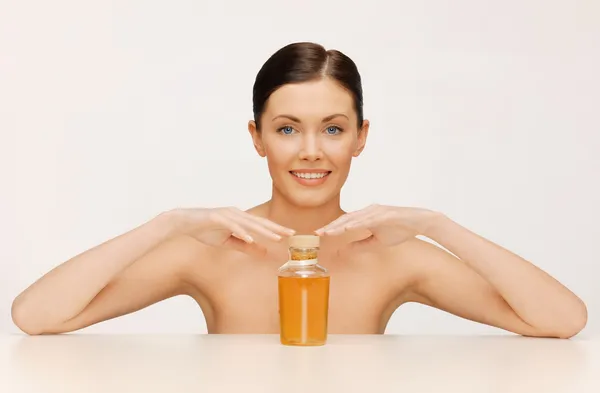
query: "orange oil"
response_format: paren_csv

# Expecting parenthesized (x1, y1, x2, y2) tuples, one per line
(278, 275, 330, 346)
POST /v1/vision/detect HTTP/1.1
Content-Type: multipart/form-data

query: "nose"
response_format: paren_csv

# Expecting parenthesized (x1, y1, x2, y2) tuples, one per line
(298, 132, 323, 161)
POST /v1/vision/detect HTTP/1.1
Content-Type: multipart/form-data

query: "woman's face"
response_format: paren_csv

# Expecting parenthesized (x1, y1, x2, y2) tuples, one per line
(249, 78, 369, 208)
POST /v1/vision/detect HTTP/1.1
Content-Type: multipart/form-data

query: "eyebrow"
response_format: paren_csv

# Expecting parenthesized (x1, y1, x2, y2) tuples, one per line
(272, 113, 349, 123)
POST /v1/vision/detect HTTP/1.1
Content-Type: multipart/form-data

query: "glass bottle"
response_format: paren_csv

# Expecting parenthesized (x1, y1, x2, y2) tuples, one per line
(278, 235, 330, 346)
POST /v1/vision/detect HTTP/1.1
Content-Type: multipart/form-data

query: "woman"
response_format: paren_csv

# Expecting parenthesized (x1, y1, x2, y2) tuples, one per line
(11, 42, 587, 337)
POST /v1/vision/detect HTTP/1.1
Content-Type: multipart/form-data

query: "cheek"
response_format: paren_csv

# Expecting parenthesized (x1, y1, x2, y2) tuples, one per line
(264, 140, 295, 170)
(324, 138, 355, 166)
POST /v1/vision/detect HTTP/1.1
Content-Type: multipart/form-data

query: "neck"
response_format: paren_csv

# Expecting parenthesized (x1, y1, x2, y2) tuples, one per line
(264, 188, 345, 235)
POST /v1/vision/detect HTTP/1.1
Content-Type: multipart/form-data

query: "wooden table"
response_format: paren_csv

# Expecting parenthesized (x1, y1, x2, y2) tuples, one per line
(1, 334, 598, 392)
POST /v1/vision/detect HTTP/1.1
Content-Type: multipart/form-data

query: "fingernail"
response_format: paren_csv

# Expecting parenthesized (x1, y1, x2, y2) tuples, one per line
(245, 235, 254, 243)
(272, 233, 282, 241)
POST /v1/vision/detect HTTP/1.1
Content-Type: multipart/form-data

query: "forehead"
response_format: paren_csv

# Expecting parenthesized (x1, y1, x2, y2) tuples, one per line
(264, 78, 355, 120)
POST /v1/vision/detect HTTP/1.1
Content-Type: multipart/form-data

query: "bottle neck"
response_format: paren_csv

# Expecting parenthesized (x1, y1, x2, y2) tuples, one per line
(286, 246, 319, 266)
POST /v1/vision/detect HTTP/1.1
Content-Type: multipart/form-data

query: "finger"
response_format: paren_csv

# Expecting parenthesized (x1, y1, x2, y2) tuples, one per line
(322, 210, 379, 235)
(212, 214, 255, 243)
(343, 213, 382, 231)
(315, 213, 356, 235)
(234, 210, 296, 237)
(316, 205, 382, 235)
(223, 235, 267, 257)
(224, 210, 285, 241)
(332, 206, 397, 234)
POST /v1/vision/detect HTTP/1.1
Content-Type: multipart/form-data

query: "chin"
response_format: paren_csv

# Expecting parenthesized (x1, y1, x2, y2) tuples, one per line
(283, 187, 339, 208)
(288, 194, 334, 208)
(274, 183, 339, 209)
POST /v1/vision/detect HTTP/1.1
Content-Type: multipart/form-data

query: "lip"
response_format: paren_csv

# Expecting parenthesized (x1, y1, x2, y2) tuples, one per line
(290, 169, 331, 173)
(289, 170, 331, 187)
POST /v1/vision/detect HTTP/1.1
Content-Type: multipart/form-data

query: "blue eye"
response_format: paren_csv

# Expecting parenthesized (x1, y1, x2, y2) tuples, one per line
(325, 126, 341, 135)
(278, 126, 295, 135)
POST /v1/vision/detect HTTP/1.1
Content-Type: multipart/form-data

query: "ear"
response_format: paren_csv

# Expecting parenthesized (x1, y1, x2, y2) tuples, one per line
(353, 119, 370, 157)
(248, 120, 266, 157)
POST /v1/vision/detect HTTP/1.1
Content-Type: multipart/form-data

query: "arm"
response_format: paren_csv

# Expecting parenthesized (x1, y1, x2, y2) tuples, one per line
(11, 212, 196, 335)
(401, 215, 587, 338)
(11, 207, 293, 335)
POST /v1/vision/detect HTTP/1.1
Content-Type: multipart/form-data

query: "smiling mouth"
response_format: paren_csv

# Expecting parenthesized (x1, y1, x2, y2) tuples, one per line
(290, 171, 331, 179)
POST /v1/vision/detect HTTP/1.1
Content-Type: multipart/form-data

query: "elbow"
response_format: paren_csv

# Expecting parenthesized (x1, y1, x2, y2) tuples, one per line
(522, 299, 588, 339)
(553, 324, 585, 339)
(11, 297, 47, 336)
(560, 300, 588, 339)
(549, 299, 588, 339)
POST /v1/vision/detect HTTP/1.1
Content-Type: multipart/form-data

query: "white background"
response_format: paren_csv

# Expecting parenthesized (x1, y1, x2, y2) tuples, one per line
(1, 0, 598, 336)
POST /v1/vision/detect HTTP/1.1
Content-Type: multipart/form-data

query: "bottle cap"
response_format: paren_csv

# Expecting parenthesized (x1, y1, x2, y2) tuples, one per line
(288, 234, 320, 248)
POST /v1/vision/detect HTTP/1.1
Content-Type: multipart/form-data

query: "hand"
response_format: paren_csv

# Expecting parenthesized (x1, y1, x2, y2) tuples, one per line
(315, 204, 441, 255)
(167, 207, 295, 256)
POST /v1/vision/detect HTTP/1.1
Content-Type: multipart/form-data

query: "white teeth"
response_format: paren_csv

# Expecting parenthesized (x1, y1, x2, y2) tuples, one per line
(291, 171, 329, 179)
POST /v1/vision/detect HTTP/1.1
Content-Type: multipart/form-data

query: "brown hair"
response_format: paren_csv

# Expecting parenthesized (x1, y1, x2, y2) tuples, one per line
(252, 42, 364, 130)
